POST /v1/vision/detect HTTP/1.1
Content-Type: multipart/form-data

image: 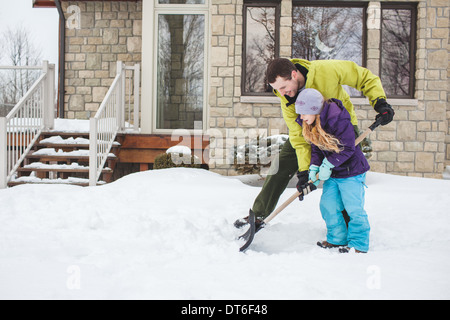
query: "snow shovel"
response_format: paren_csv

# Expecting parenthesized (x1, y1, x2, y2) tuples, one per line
(238, 118, 382, 252)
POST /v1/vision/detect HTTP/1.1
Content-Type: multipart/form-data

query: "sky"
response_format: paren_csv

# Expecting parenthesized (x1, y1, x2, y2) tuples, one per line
(0, 0, 59, 67)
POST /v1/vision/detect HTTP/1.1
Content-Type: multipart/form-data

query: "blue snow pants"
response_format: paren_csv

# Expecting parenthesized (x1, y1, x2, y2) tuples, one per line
(320, 173, 370, 252)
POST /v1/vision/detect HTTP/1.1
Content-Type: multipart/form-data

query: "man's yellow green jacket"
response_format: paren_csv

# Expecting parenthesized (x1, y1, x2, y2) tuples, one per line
(273, 59, 387, 171)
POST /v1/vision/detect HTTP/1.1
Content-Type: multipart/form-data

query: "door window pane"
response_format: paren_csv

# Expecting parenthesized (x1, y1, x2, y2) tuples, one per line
(157, 14, 205, 130)
(381, 8, 414, 97)
(243, 5, 278, 94)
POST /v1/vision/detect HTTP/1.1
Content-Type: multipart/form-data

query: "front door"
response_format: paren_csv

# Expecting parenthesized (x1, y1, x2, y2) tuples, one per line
(141, 0, 209, 134)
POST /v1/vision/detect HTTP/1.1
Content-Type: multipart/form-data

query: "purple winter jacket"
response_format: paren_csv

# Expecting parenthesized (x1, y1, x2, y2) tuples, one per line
(296, 98, 370, 179)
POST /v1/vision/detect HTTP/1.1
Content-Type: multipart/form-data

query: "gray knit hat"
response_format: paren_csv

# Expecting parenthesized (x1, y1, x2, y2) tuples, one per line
(295, 88, 324, 115)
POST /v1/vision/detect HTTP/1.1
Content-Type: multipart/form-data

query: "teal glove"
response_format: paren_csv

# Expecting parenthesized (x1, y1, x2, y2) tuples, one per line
(318, 158, 335, 181)
(308, 165, 320, 186)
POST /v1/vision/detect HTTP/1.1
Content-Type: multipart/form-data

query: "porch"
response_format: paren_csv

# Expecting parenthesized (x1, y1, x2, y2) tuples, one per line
(0, 61, 209, 188)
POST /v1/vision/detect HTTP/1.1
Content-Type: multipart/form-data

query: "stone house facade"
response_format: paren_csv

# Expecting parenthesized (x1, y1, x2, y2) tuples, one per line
(56, 0, 448, 178)
(62, 1, 142, 119)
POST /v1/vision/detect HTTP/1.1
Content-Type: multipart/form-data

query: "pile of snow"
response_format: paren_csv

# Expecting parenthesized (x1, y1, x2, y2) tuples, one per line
(24, 162, 88, 170)
(32, 148, 90, 157)
(40, 136, 90, 145)
(1, 168, 449, 299)
(166, 145, 192, 156)
(51, 119, 90, 133)
(31, 148, 115, 158)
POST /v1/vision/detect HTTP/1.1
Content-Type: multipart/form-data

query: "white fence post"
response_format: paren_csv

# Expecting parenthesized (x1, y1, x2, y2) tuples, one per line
(133, 63, 140, 132)
(43, 61, 55, 130)
(89, 117, 98, 187)
(0, 117, 7, 189)
(116, 61, 125, 131)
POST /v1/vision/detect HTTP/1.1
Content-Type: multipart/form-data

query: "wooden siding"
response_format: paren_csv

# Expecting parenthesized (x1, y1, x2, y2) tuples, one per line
(116, 134, 210, 169)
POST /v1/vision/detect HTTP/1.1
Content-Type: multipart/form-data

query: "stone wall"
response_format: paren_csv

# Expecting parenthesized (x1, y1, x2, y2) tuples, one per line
(209, 0, 449, 179)
(62, 1, 142, 119)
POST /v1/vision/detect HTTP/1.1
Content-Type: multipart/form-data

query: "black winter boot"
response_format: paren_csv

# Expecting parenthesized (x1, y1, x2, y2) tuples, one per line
(234, 215, 265, 233)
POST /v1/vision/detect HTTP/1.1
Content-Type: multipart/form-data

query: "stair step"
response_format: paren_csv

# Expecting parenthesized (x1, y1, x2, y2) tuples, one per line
(8, 178, 106, 187)
(36, 143, 90, 149)
(36, 135, 120, 149)
(39, 135, 90, 144)
(18, 167, 112, 174)
(8, 130, 120, 188)
(35, 143, 120, 150)
(27, 149, 117, 162)
(41, 131, 90, 139)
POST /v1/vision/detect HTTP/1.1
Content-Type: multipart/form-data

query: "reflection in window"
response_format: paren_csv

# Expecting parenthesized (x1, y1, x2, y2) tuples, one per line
(381, 7, 414, 97)
(292, 5, 364, 97)
(243, 4, 278, 95)
(292, 6, 363, 62)
(157, 14, 205, 129)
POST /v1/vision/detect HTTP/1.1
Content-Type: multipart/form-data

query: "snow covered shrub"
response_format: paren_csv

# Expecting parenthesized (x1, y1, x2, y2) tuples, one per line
(231, 133, 372, 175)
(232, 135, 288, 175)
(154, 146, 202, 169)
(359, 135, 373, 159)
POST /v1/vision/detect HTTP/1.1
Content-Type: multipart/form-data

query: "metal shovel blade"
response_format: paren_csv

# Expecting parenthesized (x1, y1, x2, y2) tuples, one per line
(238, 209, 256, 252)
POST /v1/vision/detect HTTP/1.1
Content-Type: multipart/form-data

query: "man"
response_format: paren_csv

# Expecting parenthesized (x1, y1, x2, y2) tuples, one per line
(235, 58, 394, 231)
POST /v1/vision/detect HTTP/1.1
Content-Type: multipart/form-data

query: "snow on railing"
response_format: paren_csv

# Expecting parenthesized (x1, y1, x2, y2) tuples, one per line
(0, 61, 55, 188)
(89, 61, 140, 186)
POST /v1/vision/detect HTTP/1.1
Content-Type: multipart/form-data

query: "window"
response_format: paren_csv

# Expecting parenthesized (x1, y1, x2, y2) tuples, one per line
(154, 3, 208, 131)
(292, 1, 366, 97)
(381, 3, 416, 98)
(156, 14, 205, 130)
(242, 1, 280, 95)
(240, 1, 417, 100)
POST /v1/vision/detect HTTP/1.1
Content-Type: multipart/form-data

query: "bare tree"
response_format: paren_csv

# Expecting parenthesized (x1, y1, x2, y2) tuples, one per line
(292, 7, 363, 63)
(245, 7, 276, 93)
(0, 25, 43, 111)
(381, 9, 412, 96)
(292, 6, 364, 97)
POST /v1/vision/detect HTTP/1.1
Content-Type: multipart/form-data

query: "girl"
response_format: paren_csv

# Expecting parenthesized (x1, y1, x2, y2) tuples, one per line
(295, 88, 370, 253)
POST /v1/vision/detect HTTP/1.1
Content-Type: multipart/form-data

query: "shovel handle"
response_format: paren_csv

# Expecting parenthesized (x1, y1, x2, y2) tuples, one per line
(355, 119, 382, 146)
(264, 190, 301, 224)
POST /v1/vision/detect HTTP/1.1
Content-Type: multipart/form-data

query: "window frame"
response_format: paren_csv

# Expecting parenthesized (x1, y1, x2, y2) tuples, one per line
(380, 2, 417, 99)
(241, 0, 281, 97)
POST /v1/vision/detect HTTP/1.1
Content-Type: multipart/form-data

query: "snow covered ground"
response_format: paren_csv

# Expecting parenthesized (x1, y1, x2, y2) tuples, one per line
(0, 168, 449, 300)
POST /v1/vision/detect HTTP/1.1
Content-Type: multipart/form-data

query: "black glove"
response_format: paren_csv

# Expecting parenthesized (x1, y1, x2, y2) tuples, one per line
(296, 170, 316, 201)
(297, 181, 317, 201)
(374, 99, 394, 125)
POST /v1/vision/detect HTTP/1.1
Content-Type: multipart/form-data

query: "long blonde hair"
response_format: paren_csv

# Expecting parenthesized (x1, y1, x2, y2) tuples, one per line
(302, 113, 343, 153)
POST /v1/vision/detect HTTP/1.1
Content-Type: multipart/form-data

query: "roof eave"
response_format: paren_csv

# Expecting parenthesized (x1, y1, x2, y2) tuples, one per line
(33, 0, 57, 8)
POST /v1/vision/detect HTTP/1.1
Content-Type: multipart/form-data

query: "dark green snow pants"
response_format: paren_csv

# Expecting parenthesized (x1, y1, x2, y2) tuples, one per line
(252, 126, 360, 221)
(251, 139, 298, 219)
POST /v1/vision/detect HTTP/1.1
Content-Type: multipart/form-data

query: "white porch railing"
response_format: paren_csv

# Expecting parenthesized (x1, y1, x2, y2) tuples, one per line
(0, 61, 55, 189)
(89, 61, 140, 186)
